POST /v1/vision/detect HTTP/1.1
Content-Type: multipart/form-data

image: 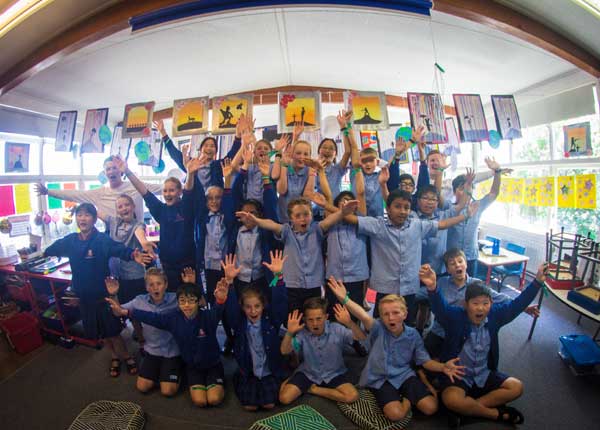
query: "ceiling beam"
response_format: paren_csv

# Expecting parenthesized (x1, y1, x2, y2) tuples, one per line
(433, 0, 600, 78)
(1, 0, 599, 97)
(152, 85, 457, 120)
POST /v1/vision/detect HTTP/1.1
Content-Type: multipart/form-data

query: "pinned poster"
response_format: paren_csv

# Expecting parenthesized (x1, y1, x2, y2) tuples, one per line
(474, 178, 492, 200)
(523, 178, 539, 207)
(576, 174, 596, 209)
(0, 185, 15, 217)
(63, 183, 77, 209)
(557, 176, 575, 208)
(504, 178, 524, 204)
(47, 183, 63, 209)
(537, 177, 555, 207)
(14, 184, 32, 214)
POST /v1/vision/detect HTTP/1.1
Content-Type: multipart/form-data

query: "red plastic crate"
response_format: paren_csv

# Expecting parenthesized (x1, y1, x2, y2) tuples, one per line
(0, 312, 43, 354)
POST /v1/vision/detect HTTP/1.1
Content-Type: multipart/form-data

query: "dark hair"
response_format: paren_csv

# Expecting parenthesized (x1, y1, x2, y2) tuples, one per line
(443, 248, 467, 265)
(452, 174, 467, 193)
(241, 199, 264, 217)
(317, 138, 337, 157)
(303, 297, 328, 313)
(399, 173, 415, 186)
(417, 184, 439, 200)
(386, 189, 412, 208)
(200, 136, 217, 149)
(426, 149, 442, 160)
(287, 197, 312, 217)
(465, 280, 492, 302)
(240, 286, 267, 307)
(360, 147, 378, 157)
(74, 203, 97, 219)
(103, 155, 117, 166)
(334, 191, 356, 208)
(176, 283, 203, 300)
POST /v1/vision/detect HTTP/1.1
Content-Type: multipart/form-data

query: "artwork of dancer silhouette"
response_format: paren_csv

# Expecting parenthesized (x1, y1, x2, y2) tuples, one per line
(354, 106, 381, 125)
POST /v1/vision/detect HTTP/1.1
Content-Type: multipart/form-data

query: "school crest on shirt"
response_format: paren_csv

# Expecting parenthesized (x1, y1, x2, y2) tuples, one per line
(85, 249, 94, 259)
(197, 328, 206, 338)
(175, 213, 184, 222)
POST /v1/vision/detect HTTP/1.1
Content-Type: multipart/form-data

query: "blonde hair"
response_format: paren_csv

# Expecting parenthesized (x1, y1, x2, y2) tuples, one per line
(287, 197, 312, 217)
(164, 177, 182, 190)
(292, 140, 312, 155)
(377, 294, 407, 314)
(115, 194, 137, 219)
(255, 139, 272, 150)
(145, 267, 167, 284)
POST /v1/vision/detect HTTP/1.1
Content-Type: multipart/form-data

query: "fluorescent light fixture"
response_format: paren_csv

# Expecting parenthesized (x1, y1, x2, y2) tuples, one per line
(571, 0, 600, 18)
(0, 0, 54, 39)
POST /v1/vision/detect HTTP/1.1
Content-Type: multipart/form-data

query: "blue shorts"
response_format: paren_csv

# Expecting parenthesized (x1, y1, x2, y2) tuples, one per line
(440, 370, 509, 398)
(288, 371, 352, 393)
(371, 377, 433, 409)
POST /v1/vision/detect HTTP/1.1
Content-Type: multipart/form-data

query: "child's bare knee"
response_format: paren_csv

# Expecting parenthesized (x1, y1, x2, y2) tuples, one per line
(192, 397, 207, 407)
(344, 389, 359, 403)
(136, 379, 154, 393)
(160, 384, 178, 397)
(418, 396, 438, 416)
(384, 404, 407, 421)
(505, 377, 524, 398)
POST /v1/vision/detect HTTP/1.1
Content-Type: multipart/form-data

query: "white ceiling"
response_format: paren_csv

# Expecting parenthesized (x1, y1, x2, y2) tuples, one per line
(0, 6, 595, 128)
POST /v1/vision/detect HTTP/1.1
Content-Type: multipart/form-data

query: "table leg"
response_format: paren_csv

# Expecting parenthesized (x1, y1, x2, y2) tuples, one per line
(527, 287, 544, 341)
(486, 266, 492, 285)
(520, 261, 528, 290)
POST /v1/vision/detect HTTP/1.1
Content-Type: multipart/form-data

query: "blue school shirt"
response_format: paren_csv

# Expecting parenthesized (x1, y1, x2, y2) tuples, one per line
(244, 164, 274, 203)
(277, 166, 309, 223)
(418, 206, 456, 274)
(131, 304, 224, 369)
(143, 190, 195, 265)
(314, 163, 347, 218)
(236, 226, 263, 282)
(294, 321, 353, 384)
(423, 275, 509, 338)
(105, 215, 146, 280)
(204, 212, 227, 271)
(247, 321, 270, 378)
(446, 194, 494, 260)
(277, 222, 324, 290)
(353, 172, 383, 217)
(122, 293, 180, 358)
(326, 223, 369, 283)
(44, 229, 134, 304)
(459, 320, 491, 388)
(357, 216, 437, 296)
(359, 320, 430, 389)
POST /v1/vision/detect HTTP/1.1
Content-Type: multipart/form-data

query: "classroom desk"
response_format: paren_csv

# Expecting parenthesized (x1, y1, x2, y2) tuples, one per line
(478, 248, 529, 289)
(0, 262, 100, 347)
(528, 282, 600, 341)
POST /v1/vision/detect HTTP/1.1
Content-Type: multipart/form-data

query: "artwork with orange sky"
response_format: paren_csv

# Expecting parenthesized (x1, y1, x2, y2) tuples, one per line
(344, 91, 389, 131)
(211, 94, 253, 134)
(122, 101, 155, 138)
(563, 122, 591, 156)
(172, 96, 209, 136)
(278, 91, 321, 133)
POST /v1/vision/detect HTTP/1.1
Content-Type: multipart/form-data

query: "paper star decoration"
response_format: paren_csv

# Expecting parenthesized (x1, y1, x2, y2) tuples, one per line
(560, 184, 570, 195)
(545, 183, 553, 192)
(584, 180, 593, 191)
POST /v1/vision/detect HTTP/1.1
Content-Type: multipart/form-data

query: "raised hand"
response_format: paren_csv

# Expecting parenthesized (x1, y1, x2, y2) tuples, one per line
(341, 199, 359, 215)
(214, 278, 229, 303)
(333, 304, 352, 326)
(443, 358, 465, 383)
(336, 110, 352, 128)
(309, 192, 328, 208)
(221, 158, 233, 178)
(485, 156, 500, 171)
(236, 113, 246, 137)
(287, 309, 305, 334)
(181, 266, 196, 284)
(221, 254, 241, 282)
(378, 165, 390, 184)
(419, 264, 437, 290)
(304, 158, 323, 171)
(275, 134, 290, 152)
(111, 155, 127, 174)
(327, 276, 348, 302)
(34, 183, 48, 196)
(412, 124, 427, 143)
(140, 240, 157, 258)
(395, 137, 410, 156)
(133, 248, 154, 265)
(281, 143, 293, 165)
(105, 297, 128, 317)
(465, 167, 476, 187)
(292, 121, 305, 142)
(536, 262, 549, 283)
(262, 249, 288, 274)
(153, 119, 166, 137)
(105, 277, 120, 296)
(186, 157, 204, 174)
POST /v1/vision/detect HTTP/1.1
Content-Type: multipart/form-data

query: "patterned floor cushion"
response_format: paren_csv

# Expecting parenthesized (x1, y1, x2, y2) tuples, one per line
(249, 404, 335, 430)
(338, 389, 412, 430)
(68, 400, 145, 430)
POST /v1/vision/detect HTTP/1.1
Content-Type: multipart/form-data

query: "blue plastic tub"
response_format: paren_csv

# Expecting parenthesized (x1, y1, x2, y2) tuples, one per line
(559, 335, 600, 370)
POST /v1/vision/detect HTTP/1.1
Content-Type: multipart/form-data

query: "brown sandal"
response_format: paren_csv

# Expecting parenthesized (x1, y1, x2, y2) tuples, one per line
(109, 359, 121, 377)
(124, 357, 137, 375)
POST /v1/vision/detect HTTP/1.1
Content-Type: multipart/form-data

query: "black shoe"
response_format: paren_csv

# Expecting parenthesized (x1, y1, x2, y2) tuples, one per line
(352, 340, 368, 357)
(223, 337, 234, 356)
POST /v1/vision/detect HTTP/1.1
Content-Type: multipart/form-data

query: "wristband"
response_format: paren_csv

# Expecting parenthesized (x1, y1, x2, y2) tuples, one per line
(285, 331, 294, 338)
(340, 127, 347, 132)
(409, 138, 416, 144)
(342, 293, 350, 305)
(346, 122, 353, 129)
(494, 168, 502, 174)
(269, 271, 283, 288)
(343, 129, 350, 137)
(261, 175, 271, 180)
(274, 153, 282, 158)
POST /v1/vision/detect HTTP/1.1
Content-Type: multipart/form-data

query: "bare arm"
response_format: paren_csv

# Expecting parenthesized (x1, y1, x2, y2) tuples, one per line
(327, 277, 375, 331)
(333, 304, 367, 341)
(319, 200, 358, 233)
(235, 211, 283, 235)
(337, 110, 353, 168)
(355, 169, 367, 215)
(281, 310, 304, 355)
(438, 201, 478, 230)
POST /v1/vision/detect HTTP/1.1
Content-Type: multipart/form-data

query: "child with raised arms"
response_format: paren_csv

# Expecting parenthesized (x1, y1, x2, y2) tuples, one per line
(327, 277, 464, 421)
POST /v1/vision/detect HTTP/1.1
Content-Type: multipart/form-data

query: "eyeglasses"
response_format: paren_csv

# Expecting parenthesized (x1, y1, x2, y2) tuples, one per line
(419, 197, 438, 202)
(178, 298, 199, 305)
(400, 181, 415, 187)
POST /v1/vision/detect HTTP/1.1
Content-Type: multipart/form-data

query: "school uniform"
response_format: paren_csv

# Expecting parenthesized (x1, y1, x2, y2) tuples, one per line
(277, 166, 308, 224)
(417, 206, 456, 275)
(360, 320, 433, 409)
(428, 279, 542, 395)
(288, 321, 354, 392)
(44, 229, 134, 339)
(130, 302, 226, 387)
(276, 222, 325, 313)
(351, 161, 399, 218)
(446, 194, 495, 276)
(122, 293, 182, 384)
(357, 215, 437, 323)
(238, 164, 275, 203)
(225, 287, 288, 407)
(105, 215, 147, 303)
(416, 275, 510, 358)
(163, 135, 241, 189)
(143, 190, 195, 293)
(314, 163, 347, 219)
